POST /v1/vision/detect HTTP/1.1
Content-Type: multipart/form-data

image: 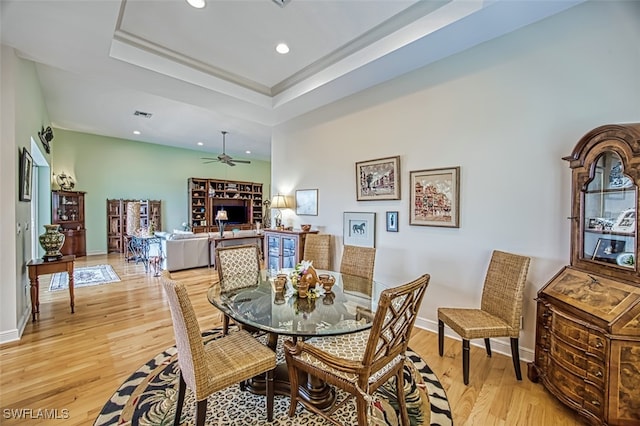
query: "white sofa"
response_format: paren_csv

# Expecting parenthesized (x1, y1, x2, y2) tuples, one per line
(159, 230, 262, 272)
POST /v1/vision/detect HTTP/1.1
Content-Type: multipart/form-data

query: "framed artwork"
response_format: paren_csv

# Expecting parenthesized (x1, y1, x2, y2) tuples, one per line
(386, 211, 398, 232)
(343, 212, 376, 248)
(409, 166, 460, 228)
(592, 238, 626, 263)
(356, 156, 400, 201)
(295, 189, 318, 216)
(19, 148, 33, 202)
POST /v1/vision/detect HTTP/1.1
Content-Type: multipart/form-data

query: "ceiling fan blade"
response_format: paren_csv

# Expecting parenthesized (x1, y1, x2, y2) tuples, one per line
(201, 157, 219, 160)
(231, 159, 251, 164)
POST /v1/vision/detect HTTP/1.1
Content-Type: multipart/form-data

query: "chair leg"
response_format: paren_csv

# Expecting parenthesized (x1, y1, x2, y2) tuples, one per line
(174, 373, 186, 426)
(462, 339, 470, 385)
(195, 398, 207, 426)
(510, 337, 522, 380)
(356, 393, 369, 426)
(222, 314, 230, 335)
(266, 369, 274, 422)
(288, 365, 299, 417)
(438, 320, 444, 357)
(395, 366, 409, 426)
(484, 338, 492, 357)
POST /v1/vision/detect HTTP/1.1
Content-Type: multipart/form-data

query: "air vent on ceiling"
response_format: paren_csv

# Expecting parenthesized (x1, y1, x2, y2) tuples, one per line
(134, 110, 153, 118)
(272, 0, 291, 7)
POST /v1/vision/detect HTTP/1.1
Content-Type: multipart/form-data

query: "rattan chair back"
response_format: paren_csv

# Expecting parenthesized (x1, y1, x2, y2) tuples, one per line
(303, 234, 331, 270)
(481, 250, 531, 335)
(216, 244, 261, 288)
(339, 245, 376, 280)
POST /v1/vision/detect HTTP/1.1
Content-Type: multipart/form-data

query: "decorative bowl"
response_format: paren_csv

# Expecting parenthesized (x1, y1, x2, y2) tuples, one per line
(301, 224, 312, 232)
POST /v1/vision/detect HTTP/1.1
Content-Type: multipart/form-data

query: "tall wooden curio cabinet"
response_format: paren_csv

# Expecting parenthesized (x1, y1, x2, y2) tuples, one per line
(528, 124, 640, 426)
(52, 190, 86, 257)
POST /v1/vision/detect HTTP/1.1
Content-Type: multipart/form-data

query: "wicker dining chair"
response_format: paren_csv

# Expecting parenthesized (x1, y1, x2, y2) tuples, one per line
(160, 275, 276, 425)
(284, 274, 431, 426)
(216, 244, 261, 334)
(303, 234, 331, 270)
(437, 250, 531, 385)
(339, 245, 376, 280)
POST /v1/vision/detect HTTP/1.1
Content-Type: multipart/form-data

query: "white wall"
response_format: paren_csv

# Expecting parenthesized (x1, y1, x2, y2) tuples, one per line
(272, 1, 640, 360)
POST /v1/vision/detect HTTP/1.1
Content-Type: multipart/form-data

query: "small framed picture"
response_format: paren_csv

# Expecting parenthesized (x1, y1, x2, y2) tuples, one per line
(592, 238, 626, 263)
(19, 147, 33, 202)
(343, 212, 376, 248)
(355, 156, 401, 201)
(386, 211, 398, 232)
(295, 189, 318, 216)
(409, 166, 460, 228)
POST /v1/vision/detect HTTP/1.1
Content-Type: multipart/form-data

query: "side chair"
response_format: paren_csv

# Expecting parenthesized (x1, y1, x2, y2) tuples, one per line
(339, 245, 376, 280)
(160, 274, 276, 425)
(284, 274, 431, 426)
(303, 233, 331, 270)
(215, 244, 261, 334)
(437, 250, 531, 385)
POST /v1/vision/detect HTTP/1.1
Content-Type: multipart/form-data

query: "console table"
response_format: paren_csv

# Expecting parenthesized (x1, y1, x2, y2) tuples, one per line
(26, 255, 75, 321)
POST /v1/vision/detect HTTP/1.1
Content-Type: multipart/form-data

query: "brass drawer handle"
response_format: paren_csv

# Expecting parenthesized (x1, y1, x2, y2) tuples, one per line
(595, 371, 603, 378)
(591, 400, 601, 406)
(594, 341, 603, 349)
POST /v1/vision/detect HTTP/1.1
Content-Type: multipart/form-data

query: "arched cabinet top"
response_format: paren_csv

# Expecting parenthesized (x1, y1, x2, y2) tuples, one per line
(563, 123, 640, 169)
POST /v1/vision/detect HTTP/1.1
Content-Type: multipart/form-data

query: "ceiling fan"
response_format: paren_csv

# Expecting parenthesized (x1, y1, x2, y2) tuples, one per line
(201, 131, 251, 167)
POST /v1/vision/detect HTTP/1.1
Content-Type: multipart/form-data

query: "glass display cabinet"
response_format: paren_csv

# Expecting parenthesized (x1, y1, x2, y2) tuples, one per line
(528, 123, 640, 426)
(52, 190, 86, 257)
(263, 229, 317, 271)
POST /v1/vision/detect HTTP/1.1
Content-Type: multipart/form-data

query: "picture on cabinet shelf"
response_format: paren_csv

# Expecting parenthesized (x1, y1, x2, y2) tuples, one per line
(611, 209, 635, 233)
(592, 238, 626, 264)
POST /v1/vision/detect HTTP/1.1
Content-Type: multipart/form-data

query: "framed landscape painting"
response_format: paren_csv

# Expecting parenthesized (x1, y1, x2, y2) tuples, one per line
(409, 167, 460, 228)
(356, 156, 400, 201)
(343, 212, 376, 247)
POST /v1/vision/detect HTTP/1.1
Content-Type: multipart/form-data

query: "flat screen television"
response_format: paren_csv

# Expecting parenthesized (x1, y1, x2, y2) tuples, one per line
(215, 206, 247, 224)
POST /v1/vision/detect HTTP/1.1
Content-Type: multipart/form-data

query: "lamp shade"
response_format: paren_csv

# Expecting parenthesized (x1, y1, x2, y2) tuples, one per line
(271, 194, 289, 209)
(215, 209, 228, 221)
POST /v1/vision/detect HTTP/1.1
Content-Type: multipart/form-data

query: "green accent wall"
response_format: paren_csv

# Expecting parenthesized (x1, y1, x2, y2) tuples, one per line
(51, 129, 271, 254)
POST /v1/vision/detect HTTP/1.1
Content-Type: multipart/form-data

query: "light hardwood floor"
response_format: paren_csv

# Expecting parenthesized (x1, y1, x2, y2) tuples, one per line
(0, 254, 585, 425)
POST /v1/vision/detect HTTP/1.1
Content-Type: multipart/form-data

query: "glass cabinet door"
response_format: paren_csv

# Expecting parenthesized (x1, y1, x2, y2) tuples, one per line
(281, 236, 296, 268)
(267, 235, 281, 271)
(582, 151, 636, 270)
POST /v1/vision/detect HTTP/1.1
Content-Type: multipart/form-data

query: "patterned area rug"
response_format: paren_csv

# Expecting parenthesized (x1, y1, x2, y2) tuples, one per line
(49, 264, 121, 291)
(95, 328, 452, 426)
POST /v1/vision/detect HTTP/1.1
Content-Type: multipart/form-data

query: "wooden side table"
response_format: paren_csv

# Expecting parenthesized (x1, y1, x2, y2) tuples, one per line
(26, 255, 75, 321)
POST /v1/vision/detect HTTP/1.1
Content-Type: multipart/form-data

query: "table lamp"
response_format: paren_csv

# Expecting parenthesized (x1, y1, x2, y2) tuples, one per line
(215, 209, 228, 237)
(271, 194, 289, 229)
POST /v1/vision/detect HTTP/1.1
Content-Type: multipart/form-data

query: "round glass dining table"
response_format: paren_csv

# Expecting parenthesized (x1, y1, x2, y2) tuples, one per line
(207, 269, 388, 338)
(207, 269, 389, 409)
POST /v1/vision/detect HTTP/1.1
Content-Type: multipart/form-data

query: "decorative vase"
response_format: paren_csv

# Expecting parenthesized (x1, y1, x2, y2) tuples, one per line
(300, 266, 319, 287)
(39, 224, 65, 261)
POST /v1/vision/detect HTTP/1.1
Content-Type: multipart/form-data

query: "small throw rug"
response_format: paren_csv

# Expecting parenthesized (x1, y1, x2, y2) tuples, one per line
(49, 264, 121, 291)
(95, 327, 453, 426)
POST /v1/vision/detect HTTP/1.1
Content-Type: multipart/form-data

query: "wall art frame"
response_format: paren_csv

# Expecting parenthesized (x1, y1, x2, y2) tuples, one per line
(355, 156, 400, 201)
(386, 211, 398, 232)
(409, 166, 460, 228)
(295, 189, 318, 216)
(19, 147, 33, 202)
(343, 212, 376, 248)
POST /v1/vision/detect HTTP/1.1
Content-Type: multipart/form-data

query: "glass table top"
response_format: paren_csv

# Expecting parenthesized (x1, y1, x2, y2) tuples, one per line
(207, 270, 389, 337)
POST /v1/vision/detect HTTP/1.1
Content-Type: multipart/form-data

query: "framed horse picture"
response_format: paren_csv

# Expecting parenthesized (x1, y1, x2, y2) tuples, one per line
(343, 212, 375, 248)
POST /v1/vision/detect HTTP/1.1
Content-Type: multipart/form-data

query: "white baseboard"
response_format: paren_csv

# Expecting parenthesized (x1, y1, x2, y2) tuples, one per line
(414, 316, 534, 363)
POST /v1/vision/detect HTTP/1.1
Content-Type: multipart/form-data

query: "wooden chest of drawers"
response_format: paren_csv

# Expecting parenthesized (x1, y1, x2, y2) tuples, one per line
(529, 267, 640, 425)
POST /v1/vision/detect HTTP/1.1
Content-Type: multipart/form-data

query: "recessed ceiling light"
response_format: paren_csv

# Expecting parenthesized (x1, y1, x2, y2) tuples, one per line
(276, 43, 290, 54)
(186, 0, 206, 8)
(197, 142, 204, 146)
(133, 130, 141, 135)
(245, 150, 251, 154)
